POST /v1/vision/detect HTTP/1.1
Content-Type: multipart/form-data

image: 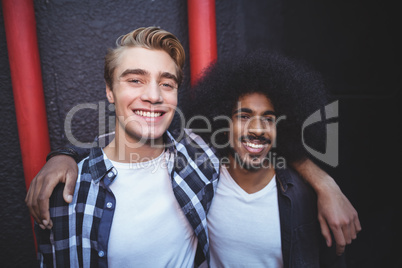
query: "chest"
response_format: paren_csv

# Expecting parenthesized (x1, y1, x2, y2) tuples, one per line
(207, 172, 283, 267)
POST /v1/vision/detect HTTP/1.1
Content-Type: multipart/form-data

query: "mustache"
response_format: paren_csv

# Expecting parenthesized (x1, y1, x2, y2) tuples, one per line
(240, 135, 272, 145)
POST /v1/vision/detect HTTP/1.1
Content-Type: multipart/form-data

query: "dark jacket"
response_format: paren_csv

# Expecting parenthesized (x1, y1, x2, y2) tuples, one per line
(276, 168, 346, 268)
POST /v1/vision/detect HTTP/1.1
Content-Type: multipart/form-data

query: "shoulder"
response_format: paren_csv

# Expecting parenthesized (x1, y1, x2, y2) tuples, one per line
(276, 167, 317, 210)
(277, 167, 315, 194)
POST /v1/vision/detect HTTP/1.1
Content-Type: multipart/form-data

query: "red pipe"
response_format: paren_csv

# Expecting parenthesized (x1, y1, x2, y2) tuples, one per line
(187, 0, 218, 85)
(2, 0, 50, 251)
(2, 0, 50, 189)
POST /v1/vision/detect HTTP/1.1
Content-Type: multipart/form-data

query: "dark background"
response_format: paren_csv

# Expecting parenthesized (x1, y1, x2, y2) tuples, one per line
(1, 0, 400, 267)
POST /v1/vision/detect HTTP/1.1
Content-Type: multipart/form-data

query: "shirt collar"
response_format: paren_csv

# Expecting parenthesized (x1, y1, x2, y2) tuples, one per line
(164, 131, 177, 154)
(88, 147, 116, 184)
(89, 130, 179, 184)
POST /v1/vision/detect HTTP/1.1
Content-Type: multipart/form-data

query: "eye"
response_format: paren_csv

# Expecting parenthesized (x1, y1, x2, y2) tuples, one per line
(263, 116, 276, 123)
(161, 83, 173, 88)
(160, 81, 177, 90)
(128, 79, 141, 84)
(237, 114, 250, 120)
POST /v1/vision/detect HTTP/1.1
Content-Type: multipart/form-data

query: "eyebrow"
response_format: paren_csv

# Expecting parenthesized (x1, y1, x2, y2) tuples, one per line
(119, 68, 148, 79)
(160, 72, 179, 85)
(119, 69, 178, 84)
(262, 110, 276, 116)
(233, 108, 276, 116)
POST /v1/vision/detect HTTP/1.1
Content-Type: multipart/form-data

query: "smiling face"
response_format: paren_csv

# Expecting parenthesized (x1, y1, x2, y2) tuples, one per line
(229, 93, 277, 171)
(106, 47, 178, 146)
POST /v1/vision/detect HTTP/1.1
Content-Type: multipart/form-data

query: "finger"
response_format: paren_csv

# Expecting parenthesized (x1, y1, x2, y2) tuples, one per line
(25, 177, 34, 210)
(318, 215, 332, 247)
(24, 179, 32, 204)
(42, 219, 53, 230)
(37, 192, 50, 228)
(27, 176, 44, 225)
(63, 170, 77, 203)
(342, 223, 353, 245)
(350, 224, 357, 240)
(25, 178, 42, 225)
(37, 177, 60, 227)
(354, 214, 362, 234)
(349, 213, 361, 240)
(332, 227, 346, 256)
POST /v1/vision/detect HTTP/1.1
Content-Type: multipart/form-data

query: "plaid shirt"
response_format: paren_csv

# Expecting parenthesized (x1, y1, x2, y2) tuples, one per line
(36, 129, 220, 267)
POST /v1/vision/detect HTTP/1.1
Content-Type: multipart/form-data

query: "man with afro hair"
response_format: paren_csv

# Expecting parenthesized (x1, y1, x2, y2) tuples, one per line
(184, 51, 352, 267)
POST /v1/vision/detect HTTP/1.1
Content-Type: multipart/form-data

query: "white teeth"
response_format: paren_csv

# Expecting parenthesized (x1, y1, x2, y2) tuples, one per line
(134, 110, 162, 117)
(245, 142, 264, 149)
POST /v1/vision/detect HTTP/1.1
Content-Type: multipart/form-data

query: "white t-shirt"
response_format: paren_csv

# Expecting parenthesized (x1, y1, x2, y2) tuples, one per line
(106, 151, 198, 267)
(207, 166, 283, 268)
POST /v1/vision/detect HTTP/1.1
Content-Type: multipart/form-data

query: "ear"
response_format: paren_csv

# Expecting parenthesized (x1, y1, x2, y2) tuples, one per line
(106, 85, 115, 104)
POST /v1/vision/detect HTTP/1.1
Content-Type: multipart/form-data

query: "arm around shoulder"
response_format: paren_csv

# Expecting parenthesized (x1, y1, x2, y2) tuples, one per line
(291, 158, 361, 256)
(25, 145, 86, 230)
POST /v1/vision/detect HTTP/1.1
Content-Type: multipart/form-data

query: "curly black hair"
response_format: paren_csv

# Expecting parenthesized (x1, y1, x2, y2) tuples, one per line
(181, 50, 330, 163)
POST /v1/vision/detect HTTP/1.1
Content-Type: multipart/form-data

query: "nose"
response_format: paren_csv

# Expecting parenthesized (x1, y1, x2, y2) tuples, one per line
(247, 116, 266, 137)
(141, 82, 163, 103)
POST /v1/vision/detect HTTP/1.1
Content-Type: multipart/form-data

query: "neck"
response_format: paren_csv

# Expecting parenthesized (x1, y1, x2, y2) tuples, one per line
(103, 127, 165, 163)
(226, 155, 275, 194)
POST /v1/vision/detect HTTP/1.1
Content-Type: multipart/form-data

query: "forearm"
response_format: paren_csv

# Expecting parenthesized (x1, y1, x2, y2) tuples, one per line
(67, 144, 91, 162)
(290, 158, 339, 194)
(47, 132, 114, 163)
(46, 144, 90, 163)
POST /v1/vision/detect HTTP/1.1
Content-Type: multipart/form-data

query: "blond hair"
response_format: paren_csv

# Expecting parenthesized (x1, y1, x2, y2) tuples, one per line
(104, 26, 185, 89)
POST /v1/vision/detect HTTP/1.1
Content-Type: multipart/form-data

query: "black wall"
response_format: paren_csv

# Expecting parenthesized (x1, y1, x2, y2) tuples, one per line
(1, 0, 400, 267)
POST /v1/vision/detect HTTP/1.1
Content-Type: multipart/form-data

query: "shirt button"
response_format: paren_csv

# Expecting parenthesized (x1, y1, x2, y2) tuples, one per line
(98, 250, 105, 257)
(106, 202, 113, 209)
